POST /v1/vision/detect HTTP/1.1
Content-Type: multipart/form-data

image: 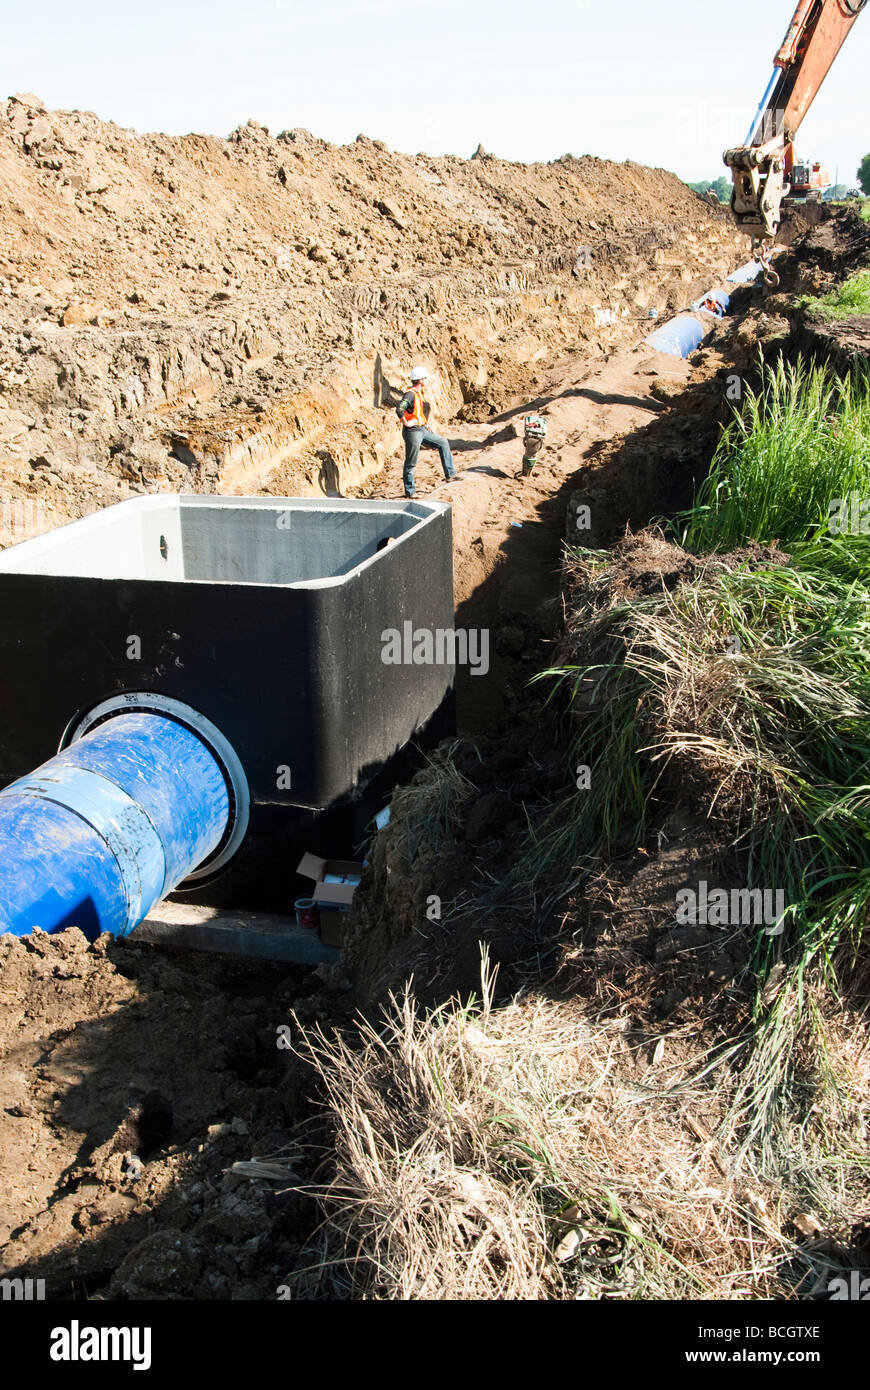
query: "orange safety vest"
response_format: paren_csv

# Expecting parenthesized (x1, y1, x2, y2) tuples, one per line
(402, 389, 428, 428)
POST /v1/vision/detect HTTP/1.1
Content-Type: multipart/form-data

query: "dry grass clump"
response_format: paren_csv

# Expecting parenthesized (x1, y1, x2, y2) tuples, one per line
(386, 742, 476, 870)
(283, 956, 851, 1301)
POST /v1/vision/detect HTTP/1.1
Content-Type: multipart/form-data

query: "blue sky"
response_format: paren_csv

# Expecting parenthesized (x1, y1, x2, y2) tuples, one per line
(1, 0, 867, 184)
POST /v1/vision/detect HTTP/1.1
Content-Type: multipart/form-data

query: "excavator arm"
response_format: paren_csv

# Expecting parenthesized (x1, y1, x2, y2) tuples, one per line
(724, 0, 866, 242)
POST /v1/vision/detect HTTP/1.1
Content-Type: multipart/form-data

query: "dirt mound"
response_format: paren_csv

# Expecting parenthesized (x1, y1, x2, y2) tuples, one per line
(0, 927, 351, 1298)
(782, 203, 870, 282)
(0, 93, 744, 541)
(606, 531, 698, 597)
(594, 531, 786, 601)
(750, 205, 870, 374)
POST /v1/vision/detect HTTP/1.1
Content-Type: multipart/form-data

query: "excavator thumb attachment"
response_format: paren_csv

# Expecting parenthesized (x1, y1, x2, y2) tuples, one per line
(723, 137, 788, 242)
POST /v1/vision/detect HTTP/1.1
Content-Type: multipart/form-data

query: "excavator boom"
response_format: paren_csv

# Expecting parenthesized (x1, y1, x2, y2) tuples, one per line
(773, 0, 864, 142)
(724, 0, 866, 241)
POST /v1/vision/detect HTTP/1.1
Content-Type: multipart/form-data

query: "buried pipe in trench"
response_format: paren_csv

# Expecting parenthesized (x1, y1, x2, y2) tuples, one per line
(645, 284, 733, 358)
(728, 260, 764, 285)
(0, 709, 243, 939)
(644, 314, 707, 358)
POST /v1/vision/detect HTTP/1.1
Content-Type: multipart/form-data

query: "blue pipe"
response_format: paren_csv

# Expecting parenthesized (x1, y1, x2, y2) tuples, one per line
(644, 315, 706, 358)
(0, 712, 230, 939)
(728, 260, 763, 285)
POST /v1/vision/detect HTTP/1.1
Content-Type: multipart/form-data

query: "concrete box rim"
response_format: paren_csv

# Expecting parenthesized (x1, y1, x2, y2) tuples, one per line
(0, 493, 452, 590)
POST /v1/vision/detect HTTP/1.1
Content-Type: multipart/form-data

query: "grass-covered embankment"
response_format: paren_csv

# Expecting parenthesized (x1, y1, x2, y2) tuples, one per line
(801, 269, 870, 320)
(533, 357, 870, 1171)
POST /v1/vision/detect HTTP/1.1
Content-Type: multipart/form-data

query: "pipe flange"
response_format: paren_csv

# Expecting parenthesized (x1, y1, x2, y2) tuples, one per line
(61, 693, 250, 881)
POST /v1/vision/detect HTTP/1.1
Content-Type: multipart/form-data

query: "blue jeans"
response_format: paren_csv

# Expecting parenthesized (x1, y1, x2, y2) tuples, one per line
(402, 427, 455, 496)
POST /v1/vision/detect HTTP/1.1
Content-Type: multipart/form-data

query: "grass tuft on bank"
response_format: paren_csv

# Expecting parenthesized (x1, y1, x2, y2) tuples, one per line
(677, 356, 870, 551)
(291, 955, 844, 1301)
(801, 268, 870, 320)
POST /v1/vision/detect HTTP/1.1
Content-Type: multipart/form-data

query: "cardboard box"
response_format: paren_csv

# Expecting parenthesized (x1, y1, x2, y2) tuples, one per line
(297, 852, 364, 948)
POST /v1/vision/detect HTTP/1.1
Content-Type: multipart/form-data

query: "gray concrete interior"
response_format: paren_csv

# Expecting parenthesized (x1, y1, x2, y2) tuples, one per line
(0, 496, 431, 586)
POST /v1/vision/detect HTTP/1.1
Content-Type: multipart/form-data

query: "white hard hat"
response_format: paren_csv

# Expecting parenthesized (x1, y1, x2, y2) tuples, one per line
(410, 365, 429, 381)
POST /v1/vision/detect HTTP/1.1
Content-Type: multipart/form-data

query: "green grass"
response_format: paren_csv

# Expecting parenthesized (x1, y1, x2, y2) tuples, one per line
(802, 268, 870, 320)
(517, 353, 870, 1172)
(861, 200, 870, 223)
(677, 356, 870, 551)
(672, 360, 870, 1159)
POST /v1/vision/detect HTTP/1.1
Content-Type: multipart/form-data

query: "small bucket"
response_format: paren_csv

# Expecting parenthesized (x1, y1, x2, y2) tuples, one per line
(294, 896, 317, 930)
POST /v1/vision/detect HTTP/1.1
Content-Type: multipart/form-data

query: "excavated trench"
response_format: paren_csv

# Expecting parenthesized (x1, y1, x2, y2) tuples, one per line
(3, 102, 865, 1300)
(0, 258, 776, 1299)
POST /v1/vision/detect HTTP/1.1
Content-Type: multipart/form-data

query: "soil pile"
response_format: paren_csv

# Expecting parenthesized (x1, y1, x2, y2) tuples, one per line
(0, 92, 743, 543)
(0, 927, 349, 1298)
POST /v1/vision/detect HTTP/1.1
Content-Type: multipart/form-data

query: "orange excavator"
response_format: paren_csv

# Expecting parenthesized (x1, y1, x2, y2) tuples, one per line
(788, 156, 832, 199)
(724, 0, 866, 253)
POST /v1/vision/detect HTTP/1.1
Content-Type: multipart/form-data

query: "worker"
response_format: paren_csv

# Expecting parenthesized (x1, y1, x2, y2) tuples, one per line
(395, 367, 456, 498)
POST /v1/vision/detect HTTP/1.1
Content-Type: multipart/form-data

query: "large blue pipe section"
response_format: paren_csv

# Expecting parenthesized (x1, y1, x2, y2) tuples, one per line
(0, 712, 230, 938)
(728, 260, 763, 285)
(644, 315, 706, 358)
